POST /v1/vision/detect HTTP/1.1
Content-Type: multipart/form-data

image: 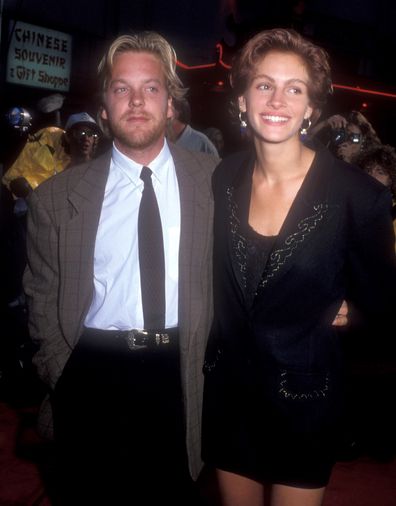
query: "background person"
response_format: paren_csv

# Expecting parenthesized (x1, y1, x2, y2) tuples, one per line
(309, 110, 381, 164)
(356, 143, 396, 198)
(167, 96, 220, 156)
(204, 126, 226, 157)
(357, 143, 396, 247)
(2, 112, 102, 200)
(62, 112, 102, 165)
(342, 143, 396, 461)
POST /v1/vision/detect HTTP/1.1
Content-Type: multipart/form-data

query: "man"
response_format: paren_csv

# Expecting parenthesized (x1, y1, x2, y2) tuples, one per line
(63, 111, 102, 165)
(3, 112, 101, 199)
(24, 32, 218, 505)
(167, 96, 220, 156)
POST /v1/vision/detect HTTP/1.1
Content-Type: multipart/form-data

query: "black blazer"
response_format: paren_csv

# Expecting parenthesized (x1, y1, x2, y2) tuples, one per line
(205, 145, 396, 421)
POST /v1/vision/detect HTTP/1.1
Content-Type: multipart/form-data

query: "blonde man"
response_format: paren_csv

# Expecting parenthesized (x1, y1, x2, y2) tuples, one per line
(24, 31, 218, 506)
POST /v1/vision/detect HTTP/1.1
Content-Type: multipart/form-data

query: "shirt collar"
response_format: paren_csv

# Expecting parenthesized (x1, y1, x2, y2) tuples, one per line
(111, 139, 172, 185)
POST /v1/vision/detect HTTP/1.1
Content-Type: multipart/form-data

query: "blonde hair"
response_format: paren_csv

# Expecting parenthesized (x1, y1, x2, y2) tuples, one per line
(97, 31, 187, 102)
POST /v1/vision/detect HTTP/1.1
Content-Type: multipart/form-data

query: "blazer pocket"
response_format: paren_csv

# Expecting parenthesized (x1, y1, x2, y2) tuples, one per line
(266, 368, 335, 434)
(203, 321, 225, 375)
(278, 369, 330, 401)
(53, 338, 83, 396)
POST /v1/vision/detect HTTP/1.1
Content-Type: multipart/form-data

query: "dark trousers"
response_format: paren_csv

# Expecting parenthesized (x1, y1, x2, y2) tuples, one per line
(51, 329, 200, 506)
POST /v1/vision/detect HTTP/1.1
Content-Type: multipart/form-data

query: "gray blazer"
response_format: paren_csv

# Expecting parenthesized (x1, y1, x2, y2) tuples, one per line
(24, 143, 217, 480)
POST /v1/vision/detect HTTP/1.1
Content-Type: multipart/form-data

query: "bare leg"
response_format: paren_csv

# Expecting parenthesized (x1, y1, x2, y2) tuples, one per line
(271, 484, 325, 506)
(215, 468, 265, 506)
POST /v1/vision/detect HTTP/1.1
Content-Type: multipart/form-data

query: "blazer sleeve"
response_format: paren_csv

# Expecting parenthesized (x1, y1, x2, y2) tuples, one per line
(23, 189, 72, 389)
(346, 186, 396, 333)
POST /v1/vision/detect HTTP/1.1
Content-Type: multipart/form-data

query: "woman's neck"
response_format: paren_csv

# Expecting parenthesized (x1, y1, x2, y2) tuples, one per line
(253, 137, 314, 184)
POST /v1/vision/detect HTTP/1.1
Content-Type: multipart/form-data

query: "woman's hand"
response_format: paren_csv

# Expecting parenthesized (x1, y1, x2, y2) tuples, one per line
(332, 300, 348, 326)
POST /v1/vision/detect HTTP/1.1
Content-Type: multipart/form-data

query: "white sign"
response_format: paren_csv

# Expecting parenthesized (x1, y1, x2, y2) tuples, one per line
(6, 21, 72, 91)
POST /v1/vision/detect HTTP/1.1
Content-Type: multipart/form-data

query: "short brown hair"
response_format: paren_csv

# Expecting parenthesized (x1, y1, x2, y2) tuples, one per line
(357, 144, 396, 198)
(97, 31, 187, 102)
(230, 28, 332, 124)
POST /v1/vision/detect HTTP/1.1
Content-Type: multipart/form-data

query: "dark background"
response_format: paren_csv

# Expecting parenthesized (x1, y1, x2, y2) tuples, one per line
(1, 0, 395, 161)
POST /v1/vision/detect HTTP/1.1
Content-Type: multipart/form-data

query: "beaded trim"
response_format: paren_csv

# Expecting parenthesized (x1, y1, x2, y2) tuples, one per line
(278, 369, 330, 400)
(203, 346, 223, 373)
(227, 185, 329, 291)
(259, 203, 329, 288)
(227, 186, 247, 288)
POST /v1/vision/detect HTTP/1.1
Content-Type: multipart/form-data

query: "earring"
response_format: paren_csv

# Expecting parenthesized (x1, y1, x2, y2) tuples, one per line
(300, 117, 312, 136)
(239, 111, 247, 128)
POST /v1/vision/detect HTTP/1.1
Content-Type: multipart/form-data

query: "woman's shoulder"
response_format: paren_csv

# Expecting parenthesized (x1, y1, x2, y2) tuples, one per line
(213, 149, 253, 183)
(317, 145, 386, 199)
(313, 147, 393, 227)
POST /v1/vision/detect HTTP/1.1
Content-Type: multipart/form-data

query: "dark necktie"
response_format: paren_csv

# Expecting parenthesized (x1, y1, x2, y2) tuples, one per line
(138, 166, 166, 330)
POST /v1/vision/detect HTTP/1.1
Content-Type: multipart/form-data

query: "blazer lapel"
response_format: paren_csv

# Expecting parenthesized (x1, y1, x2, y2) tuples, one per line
(67, 152, 111, 214)
(225, 152, 255, 295)
(224, 148, 337, 299)
(58, 151, 111, 344)
(169, 144, 214, 351)
(257, 148, 337, 293)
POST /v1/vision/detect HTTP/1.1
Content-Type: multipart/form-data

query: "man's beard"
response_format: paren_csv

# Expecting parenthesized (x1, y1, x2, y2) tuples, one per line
(109, 112, 168, 151)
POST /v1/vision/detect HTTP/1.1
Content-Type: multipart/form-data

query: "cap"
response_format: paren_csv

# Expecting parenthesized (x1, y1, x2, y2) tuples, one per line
(64, 112, 101, 134)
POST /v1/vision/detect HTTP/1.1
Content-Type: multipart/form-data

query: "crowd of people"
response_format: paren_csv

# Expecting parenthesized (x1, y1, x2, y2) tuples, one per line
(308, 108, 396, 245)
(0, 26, 395, 506)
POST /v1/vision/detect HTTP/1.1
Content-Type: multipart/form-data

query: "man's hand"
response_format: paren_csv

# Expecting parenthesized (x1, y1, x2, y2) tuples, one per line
(332, 300, 348, 327)
(327, 115, 347, 130)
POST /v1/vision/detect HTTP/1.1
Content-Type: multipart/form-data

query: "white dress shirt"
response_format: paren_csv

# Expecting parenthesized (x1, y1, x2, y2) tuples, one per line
(84, 139, 180, 330)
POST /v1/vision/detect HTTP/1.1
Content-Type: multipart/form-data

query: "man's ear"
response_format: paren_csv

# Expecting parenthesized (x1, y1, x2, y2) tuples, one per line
(101, 107, 108, 121)
(238, 96, 246, 113)
(167, 96, 173, 120)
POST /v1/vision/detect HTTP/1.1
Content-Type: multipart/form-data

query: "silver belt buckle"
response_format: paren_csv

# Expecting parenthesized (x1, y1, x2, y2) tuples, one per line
(125, 329, 146, 351)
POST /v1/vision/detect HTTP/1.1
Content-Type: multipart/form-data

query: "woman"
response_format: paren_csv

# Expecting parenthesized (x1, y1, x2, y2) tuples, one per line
(201, 28, 396, 506)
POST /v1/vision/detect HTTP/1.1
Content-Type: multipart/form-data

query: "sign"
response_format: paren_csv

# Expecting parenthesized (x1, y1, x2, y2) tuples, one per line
(6, 21, 72, 91)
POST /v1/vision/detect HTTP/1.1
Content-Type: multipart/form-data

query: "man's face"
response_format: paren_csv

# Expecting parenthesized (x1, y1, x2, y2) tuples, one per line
(67, 124, 99, 162)
(101, 51, 172, 156)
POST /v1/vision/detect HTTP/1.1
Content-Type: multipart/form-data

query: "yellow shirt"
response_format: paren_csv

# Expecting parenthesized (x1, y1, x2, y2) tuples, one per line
(2, 126, 71, 192)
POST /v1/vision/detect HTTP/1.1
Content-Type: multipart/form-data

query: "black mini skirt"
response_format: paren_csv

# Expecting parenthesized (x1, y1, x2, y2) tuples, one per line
(202, 352, 342, 488)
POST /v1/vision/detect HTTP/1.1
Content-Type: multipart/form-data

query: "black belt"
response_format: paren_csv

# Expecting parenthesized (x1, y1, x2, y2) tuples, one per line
(83, 327, 178, 351)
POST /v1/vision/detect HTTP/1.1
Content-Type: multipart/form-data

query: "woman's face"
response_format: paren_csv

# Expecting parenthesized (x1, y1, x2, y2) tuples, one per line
(336, 123, 362, 162)
(238, 50, 313, 145)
